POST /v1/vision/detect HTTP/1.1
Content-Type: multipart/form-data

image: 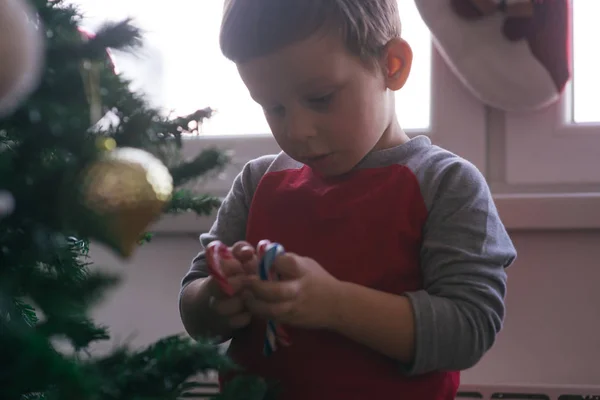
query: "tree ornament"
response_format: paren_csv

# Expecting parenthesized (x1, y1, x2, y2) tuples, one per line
(69, 144, 173, 258)
(0, 0, 44, 117)
(78, 27, 118, 125)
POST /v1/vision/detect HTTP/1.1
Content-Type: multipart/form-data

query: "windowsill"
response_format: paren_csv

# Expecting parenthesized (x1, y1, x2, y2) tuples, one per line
(493, 192, 600, 231)
(151, 192, 600, 234)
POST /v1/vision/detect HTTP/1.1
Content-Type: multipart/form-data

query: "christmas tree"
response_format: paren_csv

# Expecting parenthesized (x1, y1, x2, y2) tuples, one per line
(0, 0, 266, 399)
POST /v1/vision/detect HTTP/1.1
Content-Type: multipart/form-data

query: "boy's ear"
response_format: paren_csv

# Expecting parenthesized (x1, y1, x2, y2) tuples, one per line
(383, 38, 413, 91)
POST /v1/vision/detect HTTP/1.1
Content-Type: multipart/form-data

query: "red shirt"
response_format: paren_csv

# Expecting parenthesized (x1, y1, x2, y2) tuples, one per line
(224, 164, 459, 400)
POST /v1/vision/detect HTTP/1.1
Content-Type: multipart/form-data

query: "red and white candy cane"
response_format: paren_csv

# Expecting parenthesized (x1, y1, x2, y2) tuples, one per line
(205, 241, 234, 297)
(258, 241, 292, 356)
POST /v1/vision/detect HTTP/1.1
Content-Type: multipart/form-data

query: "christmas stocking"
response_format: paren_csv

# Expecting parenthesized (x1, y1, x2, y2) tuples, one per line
(415, 0, 571, 113)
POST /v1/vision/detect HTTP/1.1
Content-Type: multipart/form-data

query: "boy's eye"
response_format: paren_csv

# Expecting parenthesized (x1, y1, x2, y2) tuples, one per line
(308, 93, 334, 107)
(265, 105, 285, 117)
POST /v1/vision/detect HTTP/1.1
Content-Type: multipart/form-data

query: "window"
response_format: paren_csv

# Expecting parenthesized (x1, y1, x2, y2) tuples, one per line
(74, 0, 486, 204)
(504, 0, 600, 186)
(77, 0, 433, 134)
(73, 0, 600, 231)
(571, 1, 600, 125)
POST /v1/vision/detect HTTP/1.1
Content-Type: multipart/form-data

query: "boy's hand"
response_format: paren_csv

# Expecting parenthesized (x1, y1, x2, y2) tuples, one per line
(231, 241, 259, 275)
(242, 253, 342, 330)
(207, 242, 254, 330)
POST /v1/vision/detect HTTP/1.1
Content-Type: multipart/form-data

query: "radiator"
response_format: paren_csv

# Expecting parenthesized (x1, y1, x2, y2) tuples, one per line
(456, 384, 600, 400)
(190, 379, 600, 399)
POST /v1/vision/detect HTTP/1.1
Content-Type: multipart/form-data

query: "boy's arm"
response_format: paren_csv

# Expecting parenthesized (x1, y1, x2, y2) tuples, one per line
(402, 157, 516, 373)
(330, 158, 517, 373)
(179, 155, 274, 340)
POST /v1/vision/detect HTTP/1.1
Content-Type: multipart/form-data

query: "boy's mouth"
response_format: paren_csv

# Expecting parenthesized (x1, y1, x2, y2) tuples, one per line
(301, 153, 334, 168)
(305, 153, 331, 161)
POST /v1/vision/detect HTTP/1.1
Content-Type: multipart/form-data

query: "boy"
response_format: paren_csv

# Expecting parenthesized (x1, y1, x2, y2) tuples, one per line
(179, 1, 517, 399)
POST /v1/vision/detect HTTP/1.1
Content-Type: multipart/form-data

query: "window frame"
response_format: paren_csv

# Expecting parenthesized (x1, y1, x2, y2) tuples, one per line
(496, 89, 600, 230)
(504, 89, 600, 186)
(482, 0, 600, 232)
(503, 0, 600, 187)
(155, 41, 600, 234)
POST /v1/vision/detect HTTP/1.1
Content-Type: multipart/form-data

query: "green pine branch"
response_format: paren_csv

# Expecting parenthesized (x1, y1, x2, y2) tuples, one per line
(0, 1, 264, 399)
(168, 190, 223, 217)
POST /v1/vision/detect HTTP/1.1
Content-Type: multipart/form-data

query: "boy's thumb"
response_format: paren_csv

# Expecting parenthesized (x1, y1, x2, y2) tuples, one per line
(273, 253, 303, 279)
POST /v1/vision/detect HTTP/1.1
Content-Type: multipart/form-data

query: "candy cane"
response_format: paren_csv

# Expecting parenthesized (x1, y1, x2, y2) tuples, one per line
(205, 241, 234, 296)
(258, 242, 292, 356)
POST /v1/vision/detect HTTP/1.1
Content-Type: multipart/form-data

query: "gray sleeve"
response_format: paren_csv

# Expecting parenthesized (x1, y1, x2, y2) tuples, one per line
(180, 155, 276, 291)
(403, 158, 517, 375)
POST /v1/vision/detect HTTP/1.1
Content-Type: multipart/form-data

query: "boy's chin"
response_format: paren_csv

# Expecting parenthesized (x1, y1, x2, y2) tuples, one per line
(309, 161, 356, 179)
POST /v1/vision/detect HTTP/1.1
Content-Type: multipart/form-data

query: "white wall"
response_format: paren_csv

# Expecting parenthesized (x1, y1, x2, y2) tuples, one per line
(88, 230, 600, 386)
(88, 235, 195, 355)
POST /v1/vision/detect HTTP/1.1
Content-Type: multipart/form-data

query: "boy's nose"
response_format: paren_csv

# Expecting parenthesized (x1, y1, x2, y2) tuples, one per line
(285, 110, 317, 141)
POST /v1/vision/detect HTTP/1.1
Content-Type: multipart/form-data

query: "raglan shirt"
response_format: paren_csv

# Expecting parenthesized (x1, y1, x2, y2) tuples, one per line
(180, 135, 517, 398)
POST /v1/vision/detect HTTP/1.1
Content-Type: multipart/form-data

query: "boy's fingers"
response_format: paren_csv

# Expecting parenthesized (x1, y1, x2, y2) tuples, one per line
(227, 274, 247, 293)
(206, 241, 244, 277)
(210, 293, 252, 329)
(245, 277, 299, 302)
(232, 241, 256, 262)
(212, 296, 245, 317)
(245, 297, 294, 321)
(209, 273, 246, 298)
(219, 258, 245, 277)
(228, 311, 252, 329)
(242, 254, 259, 275)
(272, 253, 304, 279)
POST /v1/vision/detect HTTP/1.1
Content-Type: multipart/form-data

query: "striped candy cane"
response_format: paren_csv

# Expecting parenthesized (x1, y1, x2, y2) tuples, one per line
(205, 241, 234, 296)
(258, 241, 292, 356)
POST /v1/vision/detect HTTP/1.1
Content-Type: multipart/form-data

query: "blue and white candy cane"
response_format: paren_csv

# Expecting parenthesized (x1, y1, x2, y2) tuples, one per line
(258, 242, 292, 356)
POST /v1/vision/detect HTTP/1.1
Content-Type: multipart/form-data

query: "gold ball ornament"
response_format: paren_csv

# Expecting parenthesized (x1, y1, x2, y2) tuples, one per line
(73, 145, 173, 258)
(0, 0, 44, 117)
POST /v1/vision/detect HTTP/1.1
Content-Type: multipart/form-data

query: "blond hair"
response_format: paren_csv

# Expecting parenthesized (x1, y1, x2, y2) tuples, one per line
(220, 0, 401, 64)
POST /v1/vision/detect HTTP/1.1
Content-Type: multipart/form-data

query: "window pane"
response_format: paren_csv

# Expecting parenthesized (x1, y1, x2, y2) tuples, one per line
(397, 1, 431, 131)
(572, 0, 600, 124)
(74, 1, 430, 134)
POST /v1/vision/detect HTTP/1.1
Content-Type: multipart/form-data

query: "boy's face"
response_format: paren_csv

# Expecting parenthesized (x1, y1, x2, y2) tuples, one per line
(237, 32, 412, 177)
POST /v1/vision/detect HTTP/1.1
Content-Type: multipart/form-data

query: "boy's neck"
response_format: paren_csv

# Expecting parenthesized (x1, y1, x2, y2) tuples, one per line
(373, 117, 410, 152)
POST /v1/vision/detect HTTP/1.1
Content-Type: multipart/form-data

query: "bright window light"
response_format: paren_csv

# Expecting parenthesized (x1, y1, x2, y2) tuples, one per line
(74, 1, 431, 134)
(572, 0, 600, 124)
